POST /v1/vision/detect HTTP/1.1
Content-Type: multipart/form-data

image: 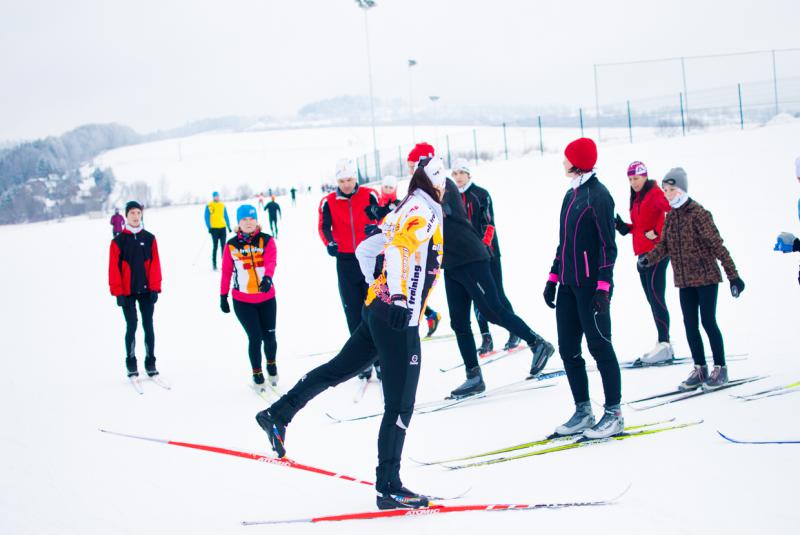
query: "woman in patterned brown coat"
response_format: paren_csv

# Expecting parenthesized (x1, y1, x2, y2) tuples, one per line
(639, 167, 745, 391)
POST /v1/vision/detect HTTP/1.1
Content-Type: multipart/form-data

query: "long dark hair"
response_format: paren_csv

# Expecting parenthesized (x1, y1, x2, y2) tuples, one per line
(628, 178, 655, 210)
(397, 161, 442, 210)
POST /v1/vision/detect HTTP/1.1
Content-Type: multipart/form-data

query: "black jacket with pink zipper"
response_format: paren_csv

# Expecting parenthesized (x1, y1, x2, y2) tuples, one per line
(549, 174, 617, 290)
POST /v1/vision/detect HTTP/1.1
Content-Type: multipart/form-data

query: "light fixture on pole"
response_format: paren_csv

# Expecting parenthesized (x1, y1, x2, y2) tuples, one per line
(355, 0, 380, 180)
(428, 95, 440, 147)
(408, 59, 417, 142)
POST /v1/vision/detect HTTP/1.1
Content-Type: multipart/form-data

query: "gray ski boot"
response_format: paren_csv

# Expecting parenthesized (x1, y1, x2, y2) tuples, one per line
(679, 365, 708, 391)
(582, 404, 624, 439)
(449, 366, 485, 399)
(703, 365, 728, 390)
(554, 401, 595, 436)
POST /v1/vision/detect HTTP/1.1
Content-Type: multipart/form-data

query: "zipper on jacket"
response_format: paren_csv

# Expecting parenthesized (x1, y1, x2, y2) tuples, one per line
(583, 250, 590, 278)
(561, 188, 578, 284)
(348, 198, 356, 251)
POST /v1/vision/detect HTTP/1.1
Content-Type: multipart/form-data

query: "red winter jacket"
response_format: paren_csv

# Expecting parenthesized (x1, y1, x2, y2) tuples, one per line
(318, 185, 379, 254)
(109, 228, 162, 296)
(624, 180, 671, 255)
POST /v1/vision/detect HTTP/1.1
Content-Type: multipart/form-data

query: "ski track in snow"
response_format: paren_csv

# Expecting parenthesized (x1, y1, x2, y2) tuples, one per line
(1, 122, 799, 534)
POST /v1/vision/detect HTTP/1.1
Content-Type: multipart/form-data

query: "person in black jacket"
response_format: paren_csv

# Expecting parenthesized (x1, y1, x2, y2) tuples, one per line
(451, 158, 520, 355)
(417, 153, 554, 398)
(543, 138, 622, 440)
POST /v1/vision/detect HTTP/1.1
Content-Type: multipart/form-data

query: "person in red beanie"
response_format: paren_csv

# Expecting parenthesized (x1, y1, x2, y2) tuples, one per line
(543, 138, 622, 439)
(614, 161, 673, 365)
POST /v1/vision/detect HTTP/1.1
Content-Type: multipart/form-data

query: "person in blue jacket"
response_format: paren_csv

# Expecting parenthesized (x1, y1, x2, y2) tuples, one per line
(205, 191, 232, 270)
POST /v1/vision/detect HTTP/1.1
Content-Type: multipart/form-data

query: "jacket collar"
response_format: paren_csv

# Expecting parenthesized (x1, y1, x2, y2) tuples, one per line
(336, 184, 359, 200)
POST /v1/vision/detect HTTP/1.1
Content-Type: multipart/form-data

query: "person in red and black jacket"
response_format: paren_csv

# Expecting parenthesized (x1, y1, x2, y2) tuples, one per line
(450, 158, 520, 355)
(318, 158, 380, 379)
(108, 201, 162, 379)
(615, 161, 673, 364)
(543, 138, 622, 440)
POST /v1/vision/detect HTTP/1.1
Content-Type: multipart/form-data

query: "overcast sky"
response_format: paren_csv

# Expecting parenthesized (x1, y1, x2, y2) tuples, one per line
(1, 0, 798, 141)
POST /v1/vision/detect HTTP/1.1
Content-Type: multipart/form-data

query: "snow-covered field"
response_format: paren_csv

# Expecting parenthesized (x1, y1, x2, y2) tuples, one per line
(2, 120, 799, 534)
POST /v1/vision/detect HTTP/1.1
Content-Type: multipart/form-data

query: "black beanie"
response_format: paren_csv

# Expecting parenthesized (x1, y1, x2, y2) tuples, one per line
(125, 200, 143, 215)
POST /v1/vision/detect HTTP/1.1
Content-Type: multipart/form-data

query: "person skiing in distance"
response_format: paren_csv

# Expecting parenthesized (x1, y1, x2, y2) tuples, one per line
(544, 138, 623, 439)
(451, 158, 521, 354)
(256, 156, 447, 510)
(220, 204, 279, 387)
(290, 187, 297, 207)
(110, 208, 125, 237)
(614, 161, 673, 364)
(406, 144, 553, 398)
(205, 191, 232, 271)
(108, 201, 162, 378)
(263, 195, 281, 238)
(367, 170, 442, 338)
(640, 168, 745, 391)
(318, 158, 381, 380)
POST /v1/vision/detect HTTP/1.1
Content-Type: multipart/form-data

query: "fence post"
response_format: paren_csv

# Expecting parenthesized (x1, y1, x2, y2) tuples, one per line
(502, 122, 509, 160)
(473, 128, 478, 165)
(679, 93, 686, 136)
(538, 115, 544, 157)
(738, 83, 744, 130)
(771, 49, 779, 116)
(579, 108, 584, 138)
(398, 145, 403, 176)
(446, 135, 452, 168)
(627, 100, 633, 144)
(374, 150, 381, 181)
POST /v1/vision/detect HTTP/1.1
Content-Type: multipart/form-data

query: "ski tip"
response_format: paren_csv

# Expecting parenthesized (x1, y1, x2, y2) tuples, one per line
(325, 412, 343, 424)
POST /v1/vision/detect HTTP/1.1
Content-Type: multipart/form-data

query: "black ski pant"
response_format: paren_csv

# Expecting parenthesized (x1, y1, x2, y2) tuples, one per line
(679, 284, 726, 367)
(474, 255, 514, 336)
(269, 305, 421, 492)
(268, 217, 279, 238)
(444, 260, 541, 370)
(336, 254, 369, 334)
(122, 293, 156, 363)
(210, 227, 226, 269)
(233, 297, 277, 372)
(556, 284, 621, 407)
(638, 257, 670, 343)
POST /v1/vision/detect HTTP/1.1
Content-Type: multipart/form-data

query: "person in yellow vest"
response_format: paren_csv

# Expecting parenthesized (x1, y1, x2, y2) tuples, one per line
(205, 191, 232, 271)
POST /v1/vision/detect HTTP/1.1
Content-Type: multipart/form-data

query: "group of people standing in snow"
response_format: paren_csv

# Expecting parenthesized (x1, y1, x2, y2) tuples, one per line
(107, 136, 800, 511)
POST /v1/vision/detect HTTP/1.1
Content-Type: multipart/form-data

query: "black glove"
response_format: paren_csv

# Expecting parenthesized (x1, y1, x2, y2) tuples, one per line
(208, 228, 212, 234)
(637, 254, 650, 270)
(543, 280, 557, 309)
(227, 227, 232, 232)
(615, 214, 631, 236)
(220, 295, 230, 313)
(150, 292, 159, 303)
(259, 275, 273, 293)
(116, 295, 130, 307)
(365, 204, 380, 220)
(730, 277, 745, 298)
(387, 295, 412, 330)
(326, 242, 338, 257)
(592, 290, 611, 315)
(795, 238, 800, 253)
(365, 224, 381, 237)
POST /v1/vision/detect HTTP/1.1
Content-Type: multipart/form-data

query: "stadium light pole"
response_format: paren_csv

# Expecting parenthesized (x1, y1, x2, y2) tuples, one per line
(408, 59, 417, 143)
(356, 0, 380, 180)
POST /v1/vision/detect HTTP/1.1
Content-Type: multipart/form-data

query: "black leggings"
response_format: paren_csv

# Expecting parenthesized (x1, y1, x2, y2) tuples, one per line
(269, 305, 421, 492)
(268, 217, 279, 238)
(679, 284, 725, 367)
(638, 257, 670, 343)
(233, 298, 277, 372)
(210, 228, 226, 268)
(122, 294, 155, 360)
(474, 256, 514, 336)
(445, 260, 541, 369)
(556, 284, 621, 407)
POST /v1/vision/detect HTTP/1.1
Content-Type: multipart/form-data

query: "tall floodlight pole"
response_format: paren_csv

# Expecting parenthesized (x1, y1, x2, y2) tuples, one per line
(408, 59, 417, 142)
(356, 0, 380, 180)
(429, 95, 440, 146)
(593, 64, 601, 141)
(680, 56, 689, 129)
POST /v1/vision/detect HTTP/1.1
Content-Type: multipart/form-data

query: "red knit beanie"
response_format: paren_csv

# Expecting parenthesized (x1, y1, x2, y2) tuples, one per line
(564, 138, 597, 171)
(407, 142, 435, 163)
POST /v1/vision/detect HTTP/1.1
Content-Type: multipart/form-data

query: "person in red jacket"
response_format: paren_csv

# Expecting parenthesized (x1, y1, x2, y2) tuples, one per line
(615, 161, 672, 364)
(108, 201, 162, 379)
(318, 158, 380, 379)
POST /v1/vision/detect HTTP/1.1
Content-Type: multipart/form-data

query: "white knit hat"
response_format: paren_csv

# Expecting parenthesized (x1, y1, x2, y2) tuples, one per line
(335, 158, 357, 181)
(382, 175, 398, 188)
(452, 158, 471, 175)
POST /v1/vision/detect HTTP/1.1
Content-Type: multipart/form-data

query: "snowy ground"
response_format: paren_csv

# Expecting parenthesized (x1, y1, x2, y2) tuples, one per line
(1, 120, 799, 534)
